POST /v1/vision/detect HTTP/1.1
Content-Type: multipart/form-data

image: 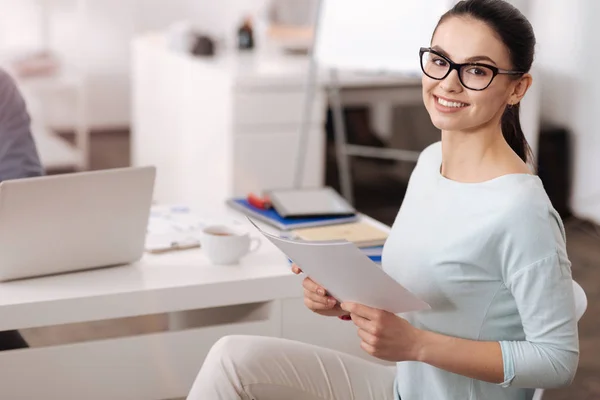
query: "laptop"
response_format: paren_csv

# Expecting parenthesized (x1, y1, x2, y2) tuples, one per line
(0, 166, 156, 282)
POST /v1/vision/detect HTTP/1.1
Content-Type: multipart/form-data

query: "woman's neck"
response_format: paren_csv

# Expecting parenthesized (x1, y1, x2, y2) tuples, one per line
(440, 127, 521, 183)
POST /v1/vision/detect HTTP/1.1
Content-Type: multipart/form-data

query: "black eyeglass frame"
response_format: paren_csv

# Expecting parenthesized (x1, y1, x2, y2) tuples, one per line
(419, 47, 525, 91)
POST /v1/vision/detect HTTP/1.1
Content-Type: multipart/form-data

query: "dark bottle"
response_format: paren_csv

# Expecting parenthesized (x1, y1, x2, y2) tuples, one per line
(237, 16, 254, 50)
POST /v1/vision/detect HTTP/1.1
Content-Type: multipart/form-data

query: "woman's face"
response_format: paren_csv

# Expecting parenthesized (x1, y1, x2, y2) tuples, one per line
(422, 16, 521, 133)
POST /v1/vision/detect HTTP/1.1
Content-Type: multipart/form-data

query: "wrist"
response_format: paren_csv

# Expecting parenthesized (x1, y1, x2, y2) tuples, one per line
(414, 329, 447, 363)
(413, 329, 435, 363)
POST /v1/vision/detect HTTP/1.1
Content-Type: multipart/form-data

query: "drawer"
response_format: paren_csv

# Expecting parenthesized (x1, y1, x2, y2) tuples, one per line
(234, 90, 326, 127)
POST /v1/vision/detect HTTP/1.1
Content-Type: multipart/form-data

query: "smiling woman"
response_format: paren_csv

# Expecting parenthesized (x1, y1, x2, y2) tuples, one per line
(184, 2, 579, 400)
(422, 1, 536, 166)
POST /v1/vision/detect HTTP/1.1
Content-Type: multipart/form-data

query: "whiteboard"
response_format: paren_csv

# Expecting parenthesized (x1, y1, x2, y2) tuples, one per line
(314, 0, 452, 73)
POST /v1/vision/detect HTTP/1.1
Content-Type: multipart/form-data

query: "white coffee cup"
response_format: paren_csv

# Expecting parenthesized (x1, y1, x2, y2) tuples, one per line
(200, 225, 261, 265)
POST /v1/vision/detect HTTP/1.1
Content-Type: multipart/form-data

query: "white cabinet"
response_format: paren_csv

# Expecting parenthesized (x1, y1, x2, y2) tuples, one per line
(131, 33, 326, 210)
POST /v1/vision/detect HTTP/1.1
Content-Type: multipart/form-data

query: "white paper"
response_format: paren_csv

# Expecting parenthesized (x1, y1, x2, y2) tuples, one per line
(249, 218, 429, 314)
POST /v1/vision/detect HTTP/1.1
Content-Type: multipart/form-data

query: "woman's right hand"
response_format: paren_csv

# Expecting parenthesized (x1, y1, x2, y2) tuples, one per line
(291, 264, 350, 318)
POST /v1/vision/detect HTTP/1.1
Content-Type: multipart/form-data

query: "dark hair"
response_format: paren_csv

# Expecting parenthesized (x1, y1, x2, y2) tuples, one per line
(435, 0, 535, 164)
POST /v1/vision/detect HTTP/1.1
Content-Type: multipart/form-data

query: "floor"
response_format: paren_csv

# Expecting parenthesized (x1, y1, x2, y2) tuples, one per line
(24, 130, 600, 399)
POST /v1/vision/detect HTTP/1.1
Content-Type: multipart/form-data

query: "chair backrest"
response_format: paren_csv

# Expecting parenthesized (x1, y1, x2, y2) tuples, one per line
(572, 280, 588, 321)
(312, 0, 451, 73)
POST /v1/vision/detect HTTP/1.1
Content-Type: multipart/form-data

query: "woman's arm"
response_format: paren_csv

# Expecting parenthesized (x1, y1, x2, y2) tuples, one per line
(418, 254, 579, 389)
(417, 331, 504, 384)
(341, 302, 504, 383)
(343, 251, 579, 389)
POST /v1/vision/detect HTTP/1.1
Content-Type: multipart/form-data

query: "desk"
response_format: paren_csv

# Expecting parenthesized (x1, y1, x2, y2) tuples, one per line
(0, 212, 390, 399)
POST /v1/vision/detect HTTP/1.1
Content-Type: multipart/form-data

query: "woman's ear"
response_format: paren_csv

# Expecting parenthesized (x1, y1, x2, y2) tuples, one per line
(508, 73, 533, 105)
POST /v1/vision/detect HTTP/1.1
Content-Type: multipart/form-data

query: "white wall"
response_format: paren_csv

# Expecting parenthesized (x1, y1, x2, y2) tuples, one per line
(0, 0, 267, 129)
(529, 0, 600, 223)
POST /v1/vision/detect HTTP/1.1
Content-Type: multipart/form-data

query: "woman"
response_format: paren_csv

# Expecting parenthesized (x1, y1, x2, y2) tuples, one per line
(187, 0, 579, 399)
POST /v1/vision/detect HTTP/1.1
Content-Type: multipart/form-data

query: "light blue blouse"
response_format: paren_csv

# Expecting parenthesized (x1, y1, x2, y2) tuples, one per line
(382, 142, 579, 400)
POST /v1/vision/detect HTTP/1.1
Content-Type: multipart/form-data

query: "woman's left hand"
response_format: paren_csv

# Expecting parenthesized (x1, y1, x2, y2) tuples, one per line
(341, 302, 424, 362)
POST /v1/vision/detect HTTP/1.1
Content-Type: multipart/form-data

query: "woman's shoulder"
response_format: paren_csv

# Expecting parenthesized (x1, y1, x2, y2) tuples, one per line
(495, 176, 568, 271)
(419, 141, 442, 163)
(410, 141, 442, 176)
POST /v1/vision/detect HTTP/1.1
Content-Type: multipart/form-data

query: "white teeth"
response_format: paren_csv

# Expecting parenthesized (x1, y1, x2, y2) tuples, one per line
(437, 97, 467, 108)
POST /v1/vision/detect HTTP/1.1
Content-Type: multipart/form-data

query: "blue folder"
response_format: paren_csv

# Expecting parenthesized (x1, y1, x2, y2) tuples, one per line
(226, 198, 358, 231)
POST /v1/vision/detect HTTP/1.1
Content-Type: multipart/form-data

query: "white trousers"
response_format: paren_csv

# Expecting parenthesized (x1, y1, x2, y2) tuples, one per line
(187, 335, 396, 400)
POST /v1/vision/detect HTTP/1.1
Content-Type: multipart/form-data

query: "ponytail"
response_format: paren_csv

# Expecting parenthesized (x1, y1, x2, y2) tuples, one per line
(501, 103, 533, 165)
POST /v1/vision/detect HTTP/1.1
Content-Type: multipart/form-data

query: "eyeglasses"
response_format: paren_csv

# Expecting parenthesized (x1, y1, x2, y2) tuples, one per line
(419, 47, 525, 91)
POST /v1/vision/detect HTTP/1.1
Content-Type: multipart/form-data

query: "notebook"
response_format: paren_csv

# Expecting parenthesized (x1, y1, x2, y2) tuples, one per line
(226, 198, 358, 231)
(291, 221, 389, 248)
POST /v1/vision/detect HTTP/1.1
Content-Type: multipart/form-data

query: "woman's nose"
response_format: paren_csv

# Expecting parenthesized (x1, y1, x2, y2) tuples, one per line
(439, 69, 463, 93)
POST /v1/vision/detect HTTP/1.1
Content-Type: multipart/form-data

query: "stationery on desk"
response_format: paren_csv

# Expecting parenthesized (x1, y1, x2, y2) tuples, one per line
(291, 222, 388, 247)
(248, 218, 429, 314)
(226, 198, 358, 231)
(226, 186, 360, 230)
(145, 205, 205, 253)
(291, 221, 388, 264)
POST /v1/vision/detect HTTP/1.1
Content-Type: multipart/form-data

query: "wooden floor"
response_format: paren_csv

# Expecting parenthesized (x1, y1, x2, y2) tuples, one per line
(25, 130, 600, 399)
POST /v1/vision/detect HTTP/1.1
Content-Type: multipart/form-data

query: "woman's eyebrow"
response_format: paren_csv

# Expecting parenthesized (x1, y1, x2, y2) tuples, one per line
(431, 45, 498, 65)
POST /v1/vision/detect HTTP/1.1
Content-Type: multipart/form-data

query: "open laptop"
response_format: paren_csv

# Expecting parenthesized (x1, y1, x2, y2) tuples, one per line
(0, 166, 156, 282)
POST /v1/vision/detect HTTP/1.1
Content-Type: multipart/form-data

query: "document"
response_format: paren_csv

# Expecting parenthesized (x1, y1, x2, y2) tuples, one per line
(249, 218, 430, 314)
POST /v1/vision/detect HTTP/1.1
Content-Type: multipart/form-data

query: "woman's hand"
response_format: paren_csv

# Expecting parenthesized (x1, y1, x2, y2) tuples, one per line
(340, 302, 424, 362)
(291, 264, 350, 318)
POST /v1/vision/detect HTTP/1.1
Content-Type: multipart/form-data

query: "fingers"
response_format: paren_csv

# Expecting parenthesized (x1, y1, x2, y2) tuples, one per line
(303, 286, 337, 309)
(291, 264, 302, 274)
(292, 265, 337, 312)
(302, 277, 337, 310)
(341, 302, 382, 322)
(357, 328, 378, 346)
(302, 276, 325, 295)
(360, 339, 377, 357)
(349, 312, 373, 333)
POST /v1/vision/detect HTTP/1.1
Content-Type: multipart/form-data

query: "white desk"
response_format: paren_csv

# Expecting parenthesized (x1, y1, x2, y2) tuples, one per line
(0, 213, 389, 399)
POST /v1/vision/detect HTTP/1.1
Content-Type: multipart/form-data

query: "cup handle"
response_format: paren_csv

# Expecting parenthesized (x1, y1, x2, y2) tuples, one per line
(249, 237, 261, 253)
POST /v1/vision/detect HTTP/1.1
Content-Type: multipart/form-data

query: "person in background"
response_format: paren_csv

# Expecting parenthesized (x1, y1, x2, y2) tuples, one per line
(0, 67, 45, 351)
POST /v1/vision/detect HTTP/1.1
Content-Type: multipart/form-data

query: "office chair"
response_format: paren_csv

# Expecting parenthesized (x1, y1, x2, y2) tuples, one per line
(532, 280, 587, 400)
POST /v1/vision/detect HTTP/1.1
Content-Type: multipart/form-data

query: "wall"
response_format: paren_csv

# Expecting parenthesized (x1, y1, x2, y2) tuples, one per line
(529, 0, 600, 223)
(0, 0, 266, 129)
